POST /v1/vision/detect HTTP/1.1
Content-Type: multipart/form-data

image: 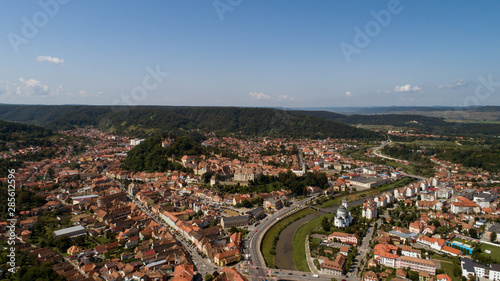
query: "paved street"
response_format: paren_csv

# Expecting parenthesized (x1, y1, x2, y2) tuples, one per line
(114, 180, 218, 277)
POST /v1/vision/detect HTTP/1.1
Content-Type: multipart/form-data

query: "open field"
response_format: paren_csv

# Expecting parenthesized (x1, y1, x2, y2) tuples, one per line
(261, 207, 315, 268)
(70, 213, 92, 222)
(359, 125, 406, 132)
(480, 243, 500, 263)
(222, 209, 240, 216)
(409, 140, 458, 147)
(431, 254, 460, 281)
(445, 119, 500, 124)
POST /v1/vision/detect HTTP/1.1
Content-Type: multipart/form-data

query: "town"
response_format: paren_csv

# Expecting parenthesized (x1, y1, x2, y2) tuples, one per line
(1, 126, 499, 281)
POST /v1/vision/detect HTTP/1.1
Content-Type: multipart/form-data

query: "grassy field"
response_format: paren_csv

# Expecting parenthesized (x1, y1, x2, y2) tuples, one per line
(261, 207, 315, 268)
(480, 243, 500, 263)
(445, 119, 500, 124)
(431, 254, 460, 281)
(70, 212, 92, 222)
(223, 209, 240, 216)
(292, 213, 335, 272)
(359, 125, 406, 131)
(409, 140, 458, 147)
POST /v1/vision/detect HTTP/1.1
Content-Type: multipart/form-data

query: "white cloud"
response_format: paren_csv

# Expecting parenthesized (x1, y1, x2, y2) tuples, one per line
(77, 90, 103, 97)
(16, 77, 51, 96)
(438, 80, 469, 89)
(36, 56, 65, 66)
(0, 78, 105, 104)
(248, 91, 299, 102)
(277, 95, 295, 101)
(249, 91, 271, 100)
(345, 91, 352, 97)
(0, 80, 15, 96)
(394, 84, 422, 93)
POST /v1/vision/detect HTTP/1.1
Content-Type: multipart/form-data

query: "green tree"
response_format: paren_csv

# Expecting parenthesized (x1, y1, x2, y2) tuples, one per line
(491, 231, 497, 242)
(408, 270, 419, 281)
(242, 199, 252, 208)
(322, 217, 331, 232)
(205, 274, 214, 281)
(314, 259, 320, 270)
(469, 229, 478, 238)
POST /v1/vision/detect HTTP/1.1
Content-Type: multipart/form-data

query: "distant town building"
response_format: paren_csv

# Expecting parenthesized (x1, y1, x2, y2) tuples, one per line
(130, 138, 145, 146)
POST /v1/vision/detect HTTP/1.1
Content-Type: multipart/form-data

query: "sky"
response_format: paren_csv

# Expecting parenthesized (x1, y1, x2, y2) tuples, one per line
(1, 0, 500, 108)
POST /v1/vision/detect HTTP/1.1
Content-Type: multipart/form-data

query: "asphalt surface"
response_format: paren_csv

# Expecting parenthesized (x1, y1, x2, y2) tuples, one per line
(114, 180, 218, 277)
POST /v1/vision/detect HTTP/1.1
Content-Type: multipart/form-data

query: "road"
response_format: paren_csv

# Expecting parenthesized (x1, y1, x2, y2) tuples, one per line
(110, 141, 424, 280)
(245, 193, 370, 281)
(371, 141, 397, 161)
(114, 180, 218, 277)
(245, 196, 320, 280)
(371, 141, 429, 181)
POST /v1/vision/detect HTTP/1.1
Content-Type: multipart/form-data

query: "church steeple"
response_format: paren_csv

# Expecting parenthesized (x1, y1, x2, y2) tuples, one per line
(342, 197, 348, 209)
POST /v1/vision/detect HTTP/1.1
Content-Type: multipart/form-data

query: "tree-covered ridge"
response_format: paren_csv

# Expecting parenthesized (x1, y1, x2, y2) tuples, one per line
(0, 105, 382, 140)
(293, 110, 500, 136)
(433, 146, 500, 173)
(0, 119, 54, 152)
(213, 171, 329, 196)
(382, 142, 500, 173)
(121, 135, 204, 172)
(291, 110, 450, 127)
(0, 182, 47, 220)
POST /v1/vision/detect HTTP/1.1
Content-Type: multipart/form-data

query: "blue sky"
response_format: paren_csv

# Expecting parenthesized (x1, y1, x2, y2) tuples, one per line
(1, 0, 499, 107)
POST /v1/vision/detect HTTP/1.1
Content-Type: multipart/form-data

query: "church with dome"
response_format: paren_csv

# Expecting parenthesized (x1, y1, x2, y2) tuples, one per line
(334, 197, 352, 228)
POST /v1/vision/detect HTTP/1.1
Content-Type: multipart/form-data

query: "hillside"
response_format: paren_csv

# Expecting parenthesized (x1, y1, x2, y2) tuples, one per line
(291, 110, 449, 127)
(121, 135, 201, 173)
(0, 105, 381, 140)
(292, 110, 500, 136)
(0, 119, 57, 176)
(0, 119, 54, 151)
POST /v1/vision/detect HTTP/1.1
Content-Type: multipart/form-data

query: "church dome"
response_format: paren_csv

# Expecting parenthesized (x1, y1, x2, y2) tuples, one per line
(337, 204, 347, 217)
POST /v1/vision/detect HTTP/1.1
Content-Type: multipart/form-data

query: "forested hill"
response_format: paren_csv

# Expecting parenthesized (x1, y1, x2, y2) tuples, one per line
(0, 119, 54, 151)
(292, 110, 500, 136)
(0, 105, 382, 140)
(291, 110, 449, 127)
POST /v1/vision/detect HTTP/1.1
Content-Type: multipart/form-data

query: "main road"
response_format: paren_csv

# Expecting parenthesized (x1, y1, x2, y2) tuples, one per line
(245, 192, 383, 281)
(371, 141, 429, 181)
(245, 141, 429, 280)
(113, 179, 218, 277)
(245, 196, 326, 280)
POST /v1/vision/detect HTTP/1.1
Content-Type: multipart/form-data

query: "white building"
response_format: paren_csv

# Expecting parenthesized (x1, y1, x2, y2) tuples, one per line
(362, 199, 378, 220)
(130, 138, 145, 146)
(461, 258, 500, 280)
(334, 198, 352, 228)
